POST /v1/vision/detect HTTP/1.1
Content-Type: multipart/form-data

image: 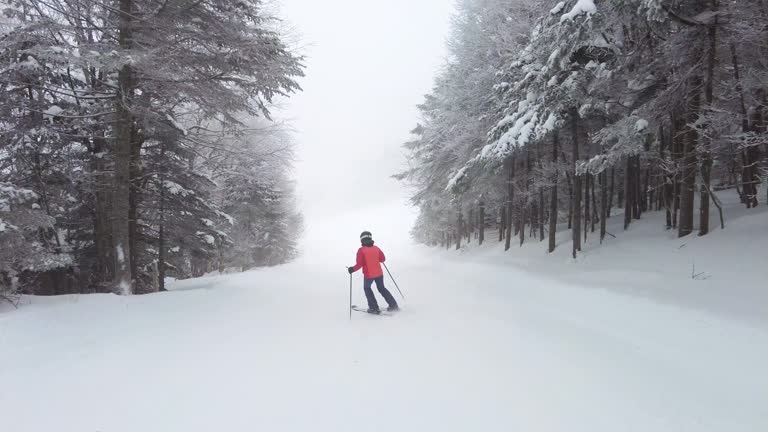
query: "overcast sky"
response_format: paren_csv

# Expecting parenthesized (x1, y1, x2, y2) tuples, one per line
(278, 0, 455, 251)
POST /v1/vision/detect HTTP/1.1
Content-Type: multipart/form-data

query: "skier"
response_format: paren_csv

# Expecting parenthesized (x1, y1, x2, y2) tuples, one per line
(348, 231, 399, 314)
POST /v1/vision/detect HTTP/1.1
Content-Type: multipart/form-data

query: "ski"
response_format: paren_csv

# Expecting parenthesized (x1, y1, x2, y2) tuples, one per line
(350, 305, 396, 316)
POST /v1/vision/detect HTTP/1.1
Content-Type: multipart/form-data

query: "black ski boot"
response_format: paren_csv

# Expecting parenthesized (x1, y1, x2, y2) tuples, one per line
(367, 308, 381, 315)
(387, 305, 400, 312)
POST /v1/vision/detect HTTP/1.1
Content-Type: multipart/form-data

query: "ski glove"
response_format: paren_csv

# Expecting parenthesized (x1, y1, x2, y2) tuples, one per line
(347, 267, 355, 274)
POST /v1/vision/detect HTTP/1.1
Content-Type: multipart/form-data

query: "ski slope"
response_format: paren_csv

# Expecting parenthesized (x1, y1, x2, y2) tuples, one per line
(2, 204, 767, 432)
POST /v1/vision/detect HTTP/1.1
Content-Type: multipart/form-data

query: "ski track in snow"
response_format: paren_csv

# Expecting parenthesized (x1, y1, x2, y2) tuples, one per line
(1, 245, 767, 431)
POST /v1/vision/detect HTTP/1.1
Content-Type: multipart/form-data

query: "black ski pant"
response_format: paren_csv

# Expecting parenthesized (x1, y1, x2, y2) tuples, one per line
(363, 276, 397, 311)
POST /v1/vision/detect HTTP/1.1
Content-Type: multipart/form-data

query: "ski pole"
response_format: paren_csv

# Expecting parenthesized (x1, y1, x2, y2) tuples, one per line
(348, 269, 352, 320)
(383, 263, 405, 300)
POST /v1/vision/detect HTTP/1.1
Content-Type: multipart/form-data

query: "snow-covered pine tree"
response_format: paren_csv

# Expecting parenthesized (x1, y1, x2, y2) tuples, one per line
(1, 0, 304, 295)
(0, 182, 72, 302)
(400, 0, 768, 255)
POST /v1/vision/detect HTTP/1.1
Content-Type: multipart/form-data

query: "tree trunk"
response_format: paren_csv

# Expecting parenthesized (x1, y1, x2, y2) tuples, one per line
(455, 213, 462, 250)
(672, 113, 683, 228)
(591, 174, 597, 233)
(584, 173, 590, 243)
(571, 108, 582, 258)
(661, 126, 674, 229)
(633, 156, 642, 220)
(600, 171, 607, 243)
(499, 206, 506, 242)
(505, 156, 515, 251)
(624, 157, 632, 230)
(608, 168, 615, 217)
(158, 140, 167, 292)
(519, 204, 525, 247)
(479, 200, 485, 245)
(91, 134, 113, 292)
(535, 143, 545, 242)
(549, 131, 559, 253)
(566, 171, 573, 229)
(617, 171, 624, 210)
(730, 43, 759, 208)
(700, 16, 717, 235)
(679, 76, 701, 238)
(750, 90, 766, 206)
(539, 188, 545, 241)
(520, 151, 528, 246)
(642, 159, 651, 214)
(128, 126, 141, 289)
(468, 208, 474, 243)
(112, 0, 135, 295)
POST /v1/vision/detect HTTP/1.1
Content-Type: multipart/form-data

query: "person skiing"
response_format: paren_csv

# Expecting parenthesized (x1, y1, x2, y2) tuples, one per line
(348, 231, 399, 314)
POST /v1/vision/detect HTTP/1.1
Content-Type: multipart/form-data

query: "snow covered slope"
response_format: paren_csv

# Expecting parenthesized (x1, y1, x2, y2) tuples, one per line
(457, 189, 768, 326)
(1, 195, 766, 432)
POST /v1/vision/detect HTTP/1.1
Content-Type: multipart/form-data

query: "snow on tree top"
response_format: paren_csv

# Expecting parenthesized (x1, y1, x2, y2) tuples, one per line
(550, 2, 566, 15)
(216, 210, 234, 225)
(196, 231, 216, 245)
(541, 113, 558, 134)
(165, 114, 188, 136)
(44, 105, 64, 123)
(0, 183, 39, 211)
(547, 76, 559, 87)
(163, 180, 193, 197)
(560, 0, 597, 23)
(19, 56, 42, 70)
(446, 166, 469, 192)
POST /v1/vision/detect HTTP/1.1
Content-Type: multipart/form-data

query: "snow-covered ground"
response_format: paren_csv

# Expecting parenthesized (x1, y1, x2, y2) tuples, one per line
(1, 193, 767, 432)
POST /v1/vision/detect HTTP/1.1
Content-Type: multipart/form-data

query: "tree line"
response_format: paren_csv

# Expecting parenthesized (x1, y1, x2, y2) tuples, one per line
(398, 0, 767, 256)
(0, 0, 304, 302)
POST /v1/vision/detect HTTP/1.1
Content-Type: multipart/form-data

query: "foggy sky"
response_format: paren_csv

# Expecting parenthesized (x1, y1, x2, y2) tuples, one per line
(279, 0, 454, 249)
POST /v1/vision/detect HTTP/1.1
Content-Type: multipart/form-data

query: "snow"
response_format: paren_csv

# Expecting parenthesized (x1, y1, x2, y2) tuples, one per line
(446, 166, 469, 191)
(560, 0, 597, 23)
(516, 112, 538, 145)
(19, 56, 41, 70)
(693, 10, 720, 25)
(635, 118, 649, 132)
(0, 218, 18, 233)
(542, 112, 558, 132)
(547, 47, 561, 66)
(163, 180, 193, 197)
(547, 75, 559, 87)
(115, 243, 125, 264)
(1, 191, 767, 432)
(216, 209, 235, 225)
(0, 183, 38, 210)
(550, 1, 566, 15)
(118, 280, 131, 296)
(196, 231, 215, 245)
(578, 103, 593, 117)
(43, 105, 64, 123)
(165, 113, 188, 136)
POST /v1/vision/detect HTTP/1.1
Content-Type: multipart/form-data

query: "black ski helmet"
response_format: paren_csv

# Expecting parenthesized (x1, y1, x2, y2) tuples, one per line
(360, 231, 374, 246)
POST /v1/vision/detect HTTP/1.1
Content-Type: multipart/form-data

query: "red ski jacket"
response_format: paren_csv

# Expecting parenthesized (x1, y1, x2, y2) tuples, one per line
(352, 245, 386, 279)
